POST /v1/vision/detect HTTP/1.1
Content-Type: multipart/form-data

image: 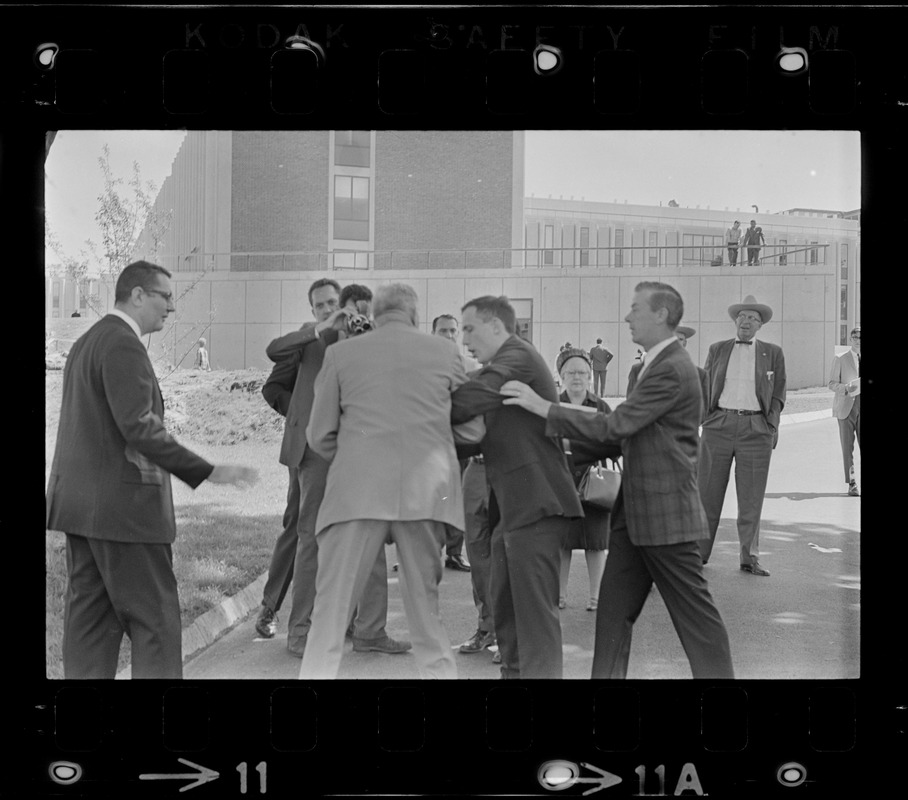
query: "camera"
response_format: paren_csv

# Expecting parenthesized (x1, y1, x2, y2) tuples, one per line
(345, 313, 373, 336)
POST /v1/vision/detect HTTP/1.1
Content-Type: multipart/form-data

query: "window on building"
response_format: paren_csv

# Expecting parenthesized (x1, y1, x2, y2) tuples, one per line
(614, 229, 624, 268)
(334, 175, 370, 241)
(778, 239, 788, 266)
(580, 226, 589, 267)
(682, 233, 722, 264)
(840, 285, 848, 321)
(840, 324, 848, 345)
(810, 241, 819, 264)
(840, 243, 849, 280)
(543, 224, 554, 265)
(334, 130, 371, 168)
(648, 230, 658, 268)
(52, 280, 60, 317)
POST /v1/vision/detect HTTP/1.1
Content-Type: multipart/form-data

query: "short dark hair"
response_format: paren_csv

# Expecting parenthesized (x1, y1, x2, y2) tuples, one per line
(432, 314, 457, 332)
(115, 261, 171, 304)
(635, 281, 684, 329)
(462, 296, 516, 333)
(596, 338, 602, 344)
(339, 283, 372, 309)
(308, 278, 341, 306)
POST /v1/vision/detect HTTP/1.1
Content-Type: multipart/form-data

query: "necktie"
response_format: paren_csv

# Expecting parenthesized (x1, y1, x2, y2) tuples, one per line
(735, 340, 753, 345)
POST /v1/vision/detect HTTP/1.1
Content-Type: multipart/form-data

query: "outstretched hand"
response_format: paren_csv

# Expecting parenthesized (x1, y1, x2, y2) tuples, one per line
(208, 465, 260, 487)
(500, 381, 552, 418)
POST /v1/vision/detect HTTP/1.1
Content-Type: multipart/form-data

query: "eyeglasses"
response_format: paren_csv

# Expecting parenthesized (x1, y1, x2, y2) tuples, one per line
(563, 370, 590, 378)
(736, 313, 762, 323)
(144, 289, 174, 303)
(851, 334, 861, 339)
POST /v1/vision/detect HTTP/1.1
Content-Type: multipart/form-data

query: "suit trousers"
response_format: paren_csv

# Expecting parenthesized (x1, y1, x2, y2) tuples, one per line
(698, 412, 774, 566)
(286, 448, 387, 648)
(463, 461, 493, 635)
(591, 511, 734, 679)
(491, 517, 567, 679)
(838, 395, 860, 483)
(593, 370, 607, 396)
(299, 519, 457, 680)
(261, 466, 300, 613)
(63, 534, 183, 679)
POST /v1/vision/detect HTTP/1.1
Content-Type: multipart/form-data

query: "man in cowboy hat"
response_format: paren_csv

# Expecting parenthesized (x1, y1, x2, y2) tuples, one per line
(698, 295, 787, 576)
(828, 325, 861, 496)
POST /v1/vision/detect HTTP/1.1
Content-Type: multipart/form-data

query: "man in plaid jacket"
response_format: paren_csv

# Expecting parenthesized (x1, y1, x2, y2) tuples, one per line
(500, 281, 734, 680)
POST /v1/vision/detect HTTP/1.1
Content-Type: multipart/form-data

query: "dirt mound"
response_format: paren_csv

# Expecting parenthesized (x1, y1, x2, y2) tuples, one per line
(46, 368, 286, 451)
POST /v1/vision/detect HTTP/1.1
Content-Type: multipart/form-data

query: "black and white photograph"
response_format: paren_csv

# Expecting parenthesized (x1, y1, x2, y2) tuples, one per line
(44, 128, 860, 681)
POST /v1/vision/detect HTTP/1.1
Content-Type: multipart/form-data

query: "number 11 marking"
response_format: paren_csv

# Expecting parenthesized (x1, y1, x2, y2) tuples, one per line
(237, 762, 267, 794)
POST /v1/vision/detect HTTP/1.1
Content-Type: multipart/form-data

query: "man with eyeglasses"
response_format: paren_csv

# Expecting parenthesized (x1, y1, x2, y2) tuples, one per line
(46, 261, 259, 678)
(697, 295, 787, 577)
(828, 326, 861, 496)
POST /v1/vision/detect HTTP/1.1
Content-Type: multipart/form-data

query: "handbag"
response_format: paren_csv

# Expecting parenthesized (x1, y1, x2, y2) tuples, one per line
(578, 459, 622, 511)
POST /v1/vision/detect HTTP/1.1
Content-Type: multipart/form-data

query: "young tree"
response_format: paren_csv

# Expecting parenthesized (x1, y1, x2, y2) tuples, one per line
(46, 143, 173, 316)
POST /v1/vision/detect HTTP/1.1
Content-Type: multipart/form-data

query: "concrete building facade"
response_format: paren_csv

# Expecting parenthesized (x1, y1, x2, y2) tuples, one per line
(46, 131, 859, 394)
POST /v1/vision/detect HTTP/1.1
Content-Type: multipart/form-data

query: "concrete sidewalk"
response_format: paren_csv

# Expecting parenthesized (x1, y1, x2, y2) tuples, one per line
(121, 403, 851, 679)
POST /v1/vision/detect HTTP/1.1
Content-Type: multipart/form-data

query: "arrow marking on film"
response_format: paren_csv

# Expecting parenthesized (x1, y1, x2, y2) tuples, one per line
(139, 758, 219, 792)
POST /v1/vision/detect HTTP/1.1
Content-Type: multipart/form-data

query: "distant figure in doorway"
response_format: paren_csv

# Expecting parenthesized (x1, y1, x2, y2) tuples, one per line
(589, 338, 614, 396)
(828, 326, 861, 496)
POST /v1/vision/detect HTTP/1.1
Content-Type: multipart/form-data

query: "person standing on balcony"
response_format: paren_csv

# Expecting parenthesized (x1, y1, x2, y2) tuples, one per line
(725, 221, 742, 266)
(743, 221, 765, 266)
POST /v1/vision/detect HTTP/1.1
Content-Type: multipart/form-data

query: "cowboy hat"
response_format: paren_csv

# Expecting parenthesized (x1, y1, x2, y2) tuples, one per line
(675, 325, 696, 339)
(728, 294, 773, 323)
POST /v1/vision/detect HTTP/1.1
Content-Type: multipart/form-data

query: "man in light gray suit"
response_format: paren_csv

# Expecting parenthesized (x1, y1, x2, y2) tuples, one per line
(828, 326, 861, 496)
(300, 284, 469, 679)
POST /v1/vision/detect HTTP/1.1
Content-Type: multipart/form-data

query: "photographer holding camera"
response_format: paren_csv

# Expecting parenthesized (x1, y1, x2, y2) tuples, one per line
(258, 280, 411, 661)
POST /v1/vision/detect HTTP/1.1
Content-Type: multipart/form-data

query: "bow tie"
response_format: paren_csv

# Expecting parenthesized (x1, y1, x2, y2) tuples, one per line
(735, 340, 753, 345)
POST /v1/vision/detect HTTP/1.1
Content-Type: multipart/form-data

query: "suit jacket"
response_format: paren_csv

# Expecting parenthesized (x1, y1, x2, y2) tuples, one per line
(828, 349, 860, 419)
(589, 345, 613, 371)
(266, 322, 340, 467)
(702, 338, 786, 433)
(628, 358, 709, 424)
(451, 334, 583, 532)
(545, 339, 707, 547)
(46, 315, 213, 543)
(262, 348, 300, 418)
(307, 311, 467, 535)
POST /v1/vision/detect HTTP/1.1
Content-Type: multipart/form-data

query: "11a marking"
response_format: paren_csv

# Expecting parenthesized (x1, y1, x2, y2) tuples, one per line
(237, 762, 267, 794)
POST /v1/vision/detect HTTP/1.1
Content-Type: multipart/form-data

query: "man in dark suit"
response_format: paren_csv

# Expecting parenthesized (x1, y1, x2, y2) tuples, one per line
(501, 281, 734, 680)
(451, 296, 582, 679)
(637, 325, 709, 424)
(264, 280, 409, 658)
(698, 295, 787, 577)
(46, 261, 258, 679)
(589, 338, 614, 396)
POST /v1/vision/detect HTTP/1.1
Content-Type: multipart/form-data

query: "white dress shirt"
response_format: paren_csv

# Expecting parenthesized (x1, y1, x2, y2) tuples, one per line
(718, 337, 761, 411)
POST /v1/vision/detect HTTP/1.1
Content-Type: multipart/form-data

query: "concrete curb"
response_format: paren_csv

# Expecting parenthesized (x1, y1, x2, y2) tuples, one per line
(116, 572, 268, 679)
(117, 407, 834, 678)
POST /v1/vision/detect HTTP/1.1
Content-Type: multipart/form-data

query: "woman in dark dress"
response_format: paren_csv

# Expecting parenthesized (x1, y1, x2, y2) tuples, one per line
(555, 348, 620, 612)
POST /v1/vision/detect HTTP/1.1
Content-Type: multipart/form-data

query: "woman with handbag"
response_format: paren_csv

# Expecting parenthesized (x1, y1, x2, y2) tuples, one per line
(556, 348, 621, 612)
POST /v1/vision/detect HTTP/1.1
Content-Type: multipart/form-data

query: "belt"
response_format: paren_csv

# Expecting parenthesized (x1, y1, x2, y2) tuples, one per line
(719, 407, 762, 416)
(470, 455, 485, 465)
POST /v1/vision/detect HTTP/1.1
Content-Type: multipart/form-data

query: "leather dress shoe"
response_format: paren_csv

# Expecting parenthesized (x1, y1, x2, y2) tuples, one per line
(445, 554, 471, 572)
(351, 635, 412, 654)
(740, 562, 770, 577)
(254, 604, 277, 638)
(848, 481, 860, 497)
(492, 649, 501, 664)
(286, 638, 306, 658)
(459, 629, 496, 654)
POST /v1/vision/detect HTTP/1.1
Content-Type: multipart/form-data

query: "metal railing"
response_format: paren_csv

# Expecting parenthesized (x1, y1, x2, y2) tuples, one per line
(157, 243, 830, 273)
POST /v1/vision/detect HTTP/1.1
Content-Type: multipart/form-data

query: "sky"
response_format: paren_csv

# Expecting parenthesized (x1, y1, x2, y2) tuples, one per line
(44, 129, 860, 267)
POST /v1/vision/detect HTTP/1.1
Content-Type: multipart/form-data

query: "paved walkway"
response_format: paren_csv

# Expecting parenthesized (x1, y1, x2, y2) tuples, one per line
(120, 404, 859, 680)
